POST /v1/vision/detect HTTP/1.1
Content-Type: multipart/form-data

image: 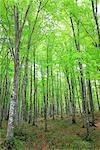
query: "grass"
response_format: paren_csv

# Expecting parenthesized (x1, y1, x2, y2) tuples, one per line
(0, 113, 100, 150)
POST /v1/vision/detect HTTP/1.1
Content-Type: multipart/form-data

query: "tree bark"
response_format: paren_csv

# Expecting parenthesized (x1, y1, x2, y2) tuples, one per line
(87, 79, 95, 125)
(29, 64, 33, 124)
(6, 3, 31, 143)
(6, 6, 19, 143)
(66, 73, 76, 123)
(91, 0, 100, 46)
(51, 67, 55, 120)
(70, 16, 90, 139)
(41, 67, 47, 131)
(94, 80, 100, 111)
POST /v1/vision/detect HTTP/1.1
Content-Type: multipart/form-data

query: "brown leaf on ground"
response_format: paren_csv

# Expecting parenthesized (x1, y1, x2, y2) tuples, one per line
(95, 122, 100, 128)
(41, 143, 49, 150)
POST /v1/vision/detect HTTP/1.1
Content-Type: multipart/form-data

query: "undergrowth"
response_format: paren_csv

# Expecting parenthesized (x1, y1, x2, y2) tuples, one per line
(0, 114, 100, 150)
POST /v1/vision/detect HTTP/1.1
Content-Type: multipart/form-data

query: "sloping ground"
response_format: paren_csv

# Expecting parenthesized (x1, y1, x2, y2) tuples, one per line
(0, 113, 100, 150)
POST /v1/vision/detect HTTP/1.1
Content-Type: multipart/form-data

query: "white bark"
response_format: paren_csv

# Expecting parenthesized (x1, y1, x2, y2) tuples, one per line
(6, 95, 16, 141)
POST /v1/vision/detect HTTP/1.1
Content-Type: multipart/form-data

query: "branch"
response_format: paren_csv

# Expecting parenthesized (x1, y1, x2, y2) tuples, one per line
(71, 14, 97, 46)
(27, 0, 42, 50)
(40, 0, 49, 10)
(19, 0, 32, 38)
(70, 16, 79, 51)
(2, 1, 15, 58)
(91, 0, 100, 46)
(0, 21, 15, 59)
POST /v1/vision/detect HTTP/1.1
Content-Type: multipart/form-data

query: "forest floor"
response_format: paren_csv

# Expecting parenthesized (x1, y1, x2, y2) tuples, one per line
(0, 112, 100, 150)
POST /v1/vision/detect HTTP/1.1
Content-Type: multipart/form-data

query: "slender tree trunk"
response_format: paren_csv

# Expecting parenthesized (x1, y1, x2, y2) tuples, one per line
(41, 67, 47, 131)
(6, 61, 19, 142)
(17, 80, 21, 125)
(51, 67, 55, 120)
(70, 16, 90, 139)
(0, 80, 3, 128)
(23, 56, 28, 122)
(60, 71, 63, 119)
(29, 64, 33, 124)
(33, 48, 37, 126)
(65, 94, 68, 115)
(6, 6, 19, 143)
(91, 0, 100, 47)
(71, 77, 76, 123)
(94, 80, 100, 111)
(6, 3, 31, 144)
(66, 73, 76, 123)
(75, 77, 82, 115)
(56, 72, 59, 115)
(0, 91, 3, 128)
(46, 46, 49, 109)
(87, 79, 95, 125)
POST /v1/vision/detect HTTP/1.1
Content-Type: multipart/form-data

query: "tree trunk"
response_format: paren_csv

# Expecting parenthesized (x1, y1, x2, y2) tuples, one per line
(23, 56, 28, 122)
(91, 0, 100, 47)
(6, 60, 19, 142)
(41, 67, 47, 131)
(6, 6, 19, 143)
(94, 80, 100, 111)
(56, 72, 59, 115)
(29, 64, 33, 124)
(66, 73, 76, 123)
(87, 79, 95, 125)
(60, 72, 63, 119)
(33, 48, 37, 126)
(51, 67, 55, 120)
(70, 16, 90, 139)
(71, 77, 76, 123)
(0, 80, 3, 128)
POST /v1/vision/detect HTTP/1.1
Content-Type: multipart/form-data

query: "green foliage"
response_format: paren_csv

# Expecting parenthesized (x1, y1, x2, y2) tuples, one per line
(0, 0, 100, 148)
